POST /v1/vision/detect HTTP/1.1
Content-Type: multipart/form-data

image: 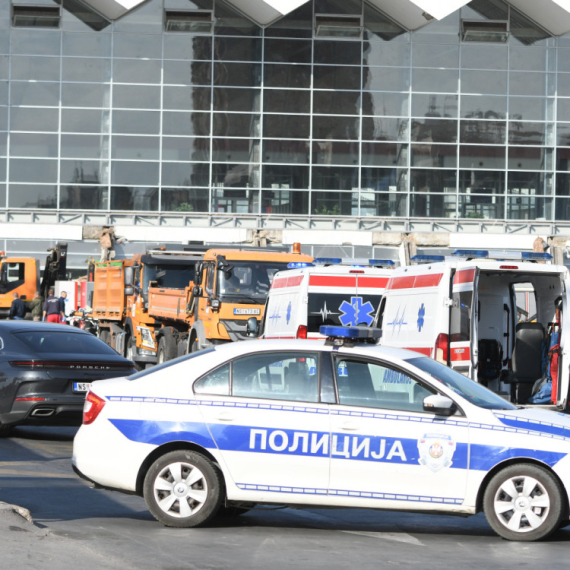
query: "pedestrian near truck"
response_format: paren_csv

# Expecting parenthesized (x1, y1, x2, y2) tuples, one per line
(28, 290, 44, 322)
(43, 288, 64, 323)
(9, 292, 25, 320)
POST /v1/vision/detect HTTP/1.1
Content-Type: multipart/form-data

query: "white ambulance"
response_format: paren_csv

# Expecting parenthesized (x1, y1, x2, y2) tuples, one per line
(376, 250, 570, 409)
(263, 258, 394, 340)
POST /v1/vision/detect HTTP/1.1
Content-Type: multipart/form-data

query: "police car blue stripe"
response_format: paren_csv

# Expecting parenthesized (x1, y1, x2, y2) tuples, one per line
(494, 413, 570, 440)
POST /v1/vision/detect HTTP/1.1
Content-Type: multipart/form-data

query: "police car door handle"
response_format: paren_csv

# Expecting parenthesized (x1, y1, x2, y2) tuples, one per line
(215, 411, 235, 422)
(341, 421, 360, 431)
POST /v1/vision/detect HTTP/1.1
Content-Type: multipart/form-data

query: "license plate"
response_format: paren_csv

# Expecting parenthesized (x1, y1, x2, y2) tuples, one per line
(233, 308, 260, 315)
(73, 382, 92, 393)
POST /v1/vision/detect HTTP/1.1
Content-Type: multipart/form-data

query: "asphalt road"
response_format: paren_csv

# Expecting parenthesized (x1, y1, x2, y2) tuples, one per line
(0, 427, 569, 570)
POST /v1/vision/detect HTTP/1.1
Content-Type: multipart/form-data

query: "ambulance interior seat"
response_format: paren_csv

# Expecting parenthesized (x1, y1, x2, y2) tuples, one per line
(511, 322, 545, 403)
(477, 339, 503, 386)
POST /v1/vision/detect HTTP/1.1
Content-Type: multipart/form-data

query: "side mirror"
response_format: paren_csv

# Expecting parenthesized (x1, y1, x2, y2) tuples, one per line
(246, 317, 259, 338)
(124, 266, 134, 287)
(124, 286, 134, 296)
(423, 394, 456, 416)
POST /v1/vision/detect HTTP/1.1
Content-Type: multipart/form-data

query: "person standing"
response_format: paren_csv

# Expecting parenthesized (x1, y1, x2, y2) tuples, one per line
(59, 291, 68, 324)
(28, 290, 44, 322)
(43, 288, 63, 323)
(9, 293, 25, 320)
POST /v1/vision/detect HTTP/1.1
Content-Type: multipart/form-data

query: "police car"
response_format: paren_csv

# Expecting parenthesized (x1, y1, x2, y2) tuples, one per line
(263, 258, 393, 340)
(73, 327, 570, 542)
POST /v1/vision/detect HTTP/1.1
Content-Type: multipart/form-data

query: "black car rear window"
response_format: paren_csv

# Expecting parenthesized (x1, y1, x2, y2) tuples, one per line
(13, 331, 119, 355)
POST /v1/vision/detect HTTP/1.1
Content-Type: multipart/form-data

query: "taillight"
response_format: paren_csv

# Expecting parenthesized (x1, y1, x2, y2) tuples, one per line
(83, 391, 106, 425)
(296, 325, 307, 339)
(435, 333, 449, 364)
(500, 265, 519, 270)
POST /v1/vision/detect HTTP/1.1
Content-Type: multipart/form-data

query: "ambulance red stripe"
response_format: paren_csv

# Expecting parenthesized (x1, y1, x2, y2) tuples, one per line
(309, 276, 357, 288)
(358, 277, 389, 288)
(272, 275, 304, 289)
(453, 269, 476, 284)
(387, 274, 443, 290)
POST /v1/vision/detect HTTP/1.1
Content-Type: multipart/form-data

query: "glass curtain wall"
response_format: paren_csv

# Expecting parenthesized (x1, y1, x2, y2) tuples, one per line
(0, 0, 569, 220)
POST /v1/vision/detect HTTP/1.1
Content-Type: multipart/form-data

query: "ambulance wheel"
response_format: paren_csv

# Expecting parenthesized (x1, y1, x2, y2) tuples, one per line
(483, 463, 564, 541)
(144, 450, 224, 528)
(157, 336, 177, 364)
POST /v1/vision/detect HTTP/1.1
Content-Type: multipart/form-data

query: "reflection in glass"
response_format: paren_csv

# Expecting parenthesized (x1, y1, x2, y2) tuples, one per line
(264, 89, 310, 114)
(60, 186, 107, 209)
(363, 142, 408, 167)
(363, 66, 409, 92)
(162, 137, 210, 162)
(362, 117, 408, 141)
(411, 144, 456, 168)
(314, 66, 361, 90)
(112, 136, 160, 160)
(313, 141, 359, 165)
(163, 61, 212, 86)
(61, 109, 109, 133)
(114, 34, 162, 59)
(507, 197, 551, 221)
(214, 37, 261, 62)
(213, 63, 261, 87)
(262, 165, 309, 189)
(111, 187, 158, 211)
(410, 170, 457, 193)
(410, 193, 456, 218)
(60, 160, 107, 185)
(61, 135, 109, 159)
(511, 147, 551, 171)
(360, 191, 407, 217)
(460, 45, 507, 70)
(556, 173, 570, 196)
(313, 91, 360, 115)
(11, 29, 60, 56)
(213, 88, 259, 112)
(460, 120, 506, 144)
(461, 70, 507, 95)
(413, 44, 458, 68)
(261, 190, 308, 215)
(459, 145, 505, 169)
(263, 140, 310, 164)
(363, 2, 407, 43)
(11, 107, 59, 132)
(61, 83, 110, 109)
(163, 86, 211, 111)
(508, 172, 552, 195)
(311, 192, 358, 216)
(212, 163, 259, 187)
(9, 185, 57, 209)
(461, 95, 506, 119)
(508, 122, 551, 146)
(313, 116, 359, 140)
(361, 168, 407, 192)
(62, 58, 111, 83)
(511, 46, 552, 72)
(10, 159, 57, 183)
(459, 170, 505, 195)
(363, 42, 409, 67)
(162, 111, 211, 136)
(314, 41, 361, 66)
(214, 0, 260, 37)
(264, 39, 311, 63)
(510, 97, 552, 121)
(362, 92, 409, 117)
(458, 195, 505, 220)
(112, 110, 160, 135)
(411, 119, 457, 143)
(10, 133, 58, 157)
(312, 166, 358, 190)
(113, 85, 160, 109)
(11, 82, 58, 107)
(161, 162, 209, 187)
(163, 35, 212, 61)
(509, 72, 555, 97)
(62, 32, 112, 57)
(263, 115, 310, 139)
(411, 94, 457, 118)
(555, 196, 570, 220)
(111, 161, 159, 185)
(412, 69, 458, 93)
(211, 188, 259, 214)
(161, 188, 209, 212)
(212, 138, 259, 163)
(263, 64, 311, 88)
(212, 113, 260, 137)
(264, 2, 312, 38)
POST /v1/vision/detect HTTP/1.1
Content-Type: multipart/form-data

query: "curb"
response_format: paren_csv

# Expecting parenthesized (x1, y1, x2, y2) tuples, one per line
(0, 502, 33, 523)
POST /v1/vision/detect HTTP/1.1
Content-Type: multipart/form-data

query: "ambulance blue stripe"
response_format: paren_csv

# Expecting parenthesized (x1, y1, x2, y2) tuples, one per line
(235, 483, 463, 505)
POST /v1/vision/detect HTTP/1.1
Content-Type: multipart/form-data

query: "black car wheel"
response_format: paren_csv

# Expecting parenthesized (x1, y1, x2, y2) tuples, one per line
(144, 450, 223, 528)
(0, 423, 12, 437)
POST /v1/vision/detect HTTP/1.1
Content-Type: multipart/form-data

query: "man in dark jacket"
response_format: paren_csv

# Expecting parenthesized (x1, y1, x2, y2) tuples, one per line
(43, 288, 63, 323)
(10, 293, 26, 320)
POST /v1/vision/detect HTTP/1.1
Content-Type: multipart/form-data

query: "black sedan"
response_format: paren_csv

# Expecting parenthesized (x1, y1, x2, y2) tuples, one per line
(0, 322, 136, 435)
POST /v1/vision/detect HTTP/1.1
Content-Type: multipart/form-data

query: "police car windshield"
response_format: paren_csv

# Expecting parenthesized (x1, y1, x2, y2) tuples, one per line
(218, 262, 288, 302)
(408, 357, 517, 411)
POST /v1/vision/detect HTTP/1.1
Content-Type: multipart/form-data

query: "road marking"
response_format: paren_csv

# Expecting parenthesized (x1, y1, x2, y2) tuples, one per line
(0, 468, 75, 479)
(342, 530, 424, 546)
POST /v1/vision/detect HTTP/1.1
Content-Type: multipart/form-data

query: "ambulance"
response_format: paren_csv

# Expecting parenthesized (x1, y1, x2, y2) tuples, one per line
(375, 250, 570, 409)
(263, 258, 394, 340)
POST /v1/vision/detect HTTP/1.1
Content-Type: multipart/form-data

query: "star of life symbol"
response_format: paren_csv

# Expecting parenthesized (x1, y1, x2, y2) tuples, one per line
(417, 303, 426, 332)
(339, 296, 375, 327)
(417, 433, 456, 473)
(387, 306, 407, 335)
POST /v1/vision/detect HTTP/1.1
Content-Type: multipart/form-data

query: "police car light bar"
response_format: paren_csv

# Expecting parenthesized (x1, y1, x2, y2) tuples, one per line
(313, 258, 395, 267)
(287, 262, 315, 269)
(411, 254, 445, 263)
(320, 326, 382, 346)
(453, 249, 553, 262)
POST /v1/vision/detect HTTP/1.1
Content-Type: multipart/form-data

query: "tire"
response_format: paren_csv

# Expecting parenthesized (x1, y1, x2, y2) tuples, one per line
(143, 450, 224, 528)
(157, 335, 177, 364)
(483, 463, 564, 541)
(125, 335, 135, 361)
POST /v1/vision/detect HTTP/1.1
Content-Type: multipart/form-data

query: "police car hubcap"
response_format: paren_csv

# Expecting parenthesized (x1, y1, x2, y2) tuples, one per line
(153, 462, 208, 518)
(493, 476, 550, 533)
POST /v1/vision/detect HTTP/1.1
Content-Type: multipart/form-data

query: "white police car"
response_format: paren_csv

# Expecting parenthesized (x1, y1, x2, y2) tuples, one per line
(72, 327, 570, 541)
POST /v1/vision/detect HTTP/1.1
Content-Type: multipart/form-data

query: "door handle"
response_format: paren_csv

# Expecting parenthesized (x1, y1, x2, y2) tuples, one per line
(215, 411, 235, 422)
(341, 421, 360, 431)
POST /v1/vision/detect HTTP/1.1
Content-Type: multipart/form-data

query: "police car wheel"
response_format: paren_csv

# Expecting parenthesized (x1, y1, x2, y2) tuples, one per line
(483, 464, 564, 541)
(144, 451, 223, 528)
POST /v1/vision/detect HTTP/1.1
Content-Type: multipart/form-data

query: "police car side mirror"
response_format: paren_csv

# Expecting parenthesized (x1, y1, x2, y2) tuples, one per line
(423, 394, 456, 417)
(246, 317, 259, 338)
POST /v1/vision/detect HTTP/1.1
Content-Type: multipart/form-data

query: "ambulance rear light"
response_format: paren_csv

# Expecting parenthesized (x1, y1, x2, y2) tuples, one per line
(296, 325, 307, 339)
(411, 255, 445, 263)
(287, 262, 314, 269)
(83, 391, 106, 425)
(349, 270, 364, 273)
(500, 265, 519, 270)
(435, 333, 449, 364)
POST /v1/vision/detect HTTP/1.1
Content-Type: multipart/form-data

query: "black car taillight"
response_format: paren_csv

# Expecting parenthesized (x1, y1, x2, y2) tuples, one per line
(10, 361, 134, 371)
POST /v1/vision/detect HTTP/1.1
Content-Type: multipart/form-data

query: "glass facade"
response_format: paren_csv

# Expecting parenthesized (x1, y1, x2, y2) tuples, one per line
(2, 0, 570, 221)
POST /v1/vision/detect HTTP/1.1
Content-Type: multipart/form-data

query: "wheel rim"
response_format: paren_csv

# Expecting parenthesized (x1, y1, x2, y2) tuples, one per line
(126, 338, 133, 360)
(153, 461, 208, 519)
(493, 476, 551, 533)
(157, 348, 164, 364)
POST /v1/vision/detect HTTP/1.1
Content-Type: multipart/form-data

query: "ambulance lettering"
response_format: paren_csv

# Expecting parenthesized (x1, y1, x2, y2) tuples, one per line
(417, 433, 456, 473)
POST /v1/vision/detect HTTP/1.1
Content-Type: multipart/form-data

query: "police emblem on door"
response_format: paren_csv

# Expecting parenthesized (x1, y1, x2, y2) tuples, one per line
(417, 433, 456, 473)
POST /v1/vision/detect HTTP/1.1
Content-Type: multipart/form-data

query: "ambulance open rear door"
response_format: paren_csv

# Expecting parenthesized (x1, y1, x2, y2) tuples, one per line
(557, 276, 570, 409)
(449, 267, 479, 381)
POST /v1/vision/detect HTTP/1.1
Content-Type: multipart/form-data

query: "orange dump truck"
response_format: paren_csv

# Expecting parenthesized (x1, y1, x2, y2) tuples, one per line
(148, 245, 313, 363)
(92, 250, 199, 369)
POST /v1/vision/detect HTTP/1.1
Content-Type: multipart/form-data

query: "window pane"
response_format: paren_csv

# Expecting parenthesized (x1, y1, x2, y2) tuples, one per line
(410, 144, 456, 168)
(212, 138, 259, 162)
(163, 61, 211, 86)
(263, 89, 310, 114)
(410, 193, 457, 218)
(461, 70, 507, 95)
(412, 69, 458, 93)
(362, 142, 407, 167)
(264, 39, 311, 63)
(11, 29, 60, 55)
(213, 88, 260, 113)
(10, 133, 58, 158)
(363, 92, 409, 117)
(311, 191, 358, 216)
(410, 169, 456, 193)
(214, 0, 260, 36)
(111, 161, 159, 185)
(162, 111, 211, 136)
(364, 42, 410, 67)
(61, 83, 110, 108)
(213, 63, 261, 87)
(411, 94, 457, 119)
(163, 35, 211, 60)
(113, 59, 161, 84)
(335, 358, 431, 411)
(111, 187, 158, 211)
(362, 117, 408, 141)
(512, 147, 552, 171)
(61, 109, 110, 134)
(61, 160, 107, 185)
(10, 82, 59, 107)
(314, 40, 361, 65)
(313, 141, 360, 165)
(555, 196, 570, 220)
(11, 107, 59, 132)
(161, 188, 209, 213)
(263, 140, 310, 164)
(459, 145, 505, 169)
(556, 173, 570, 196)
(312, 166, 358, 190)
(313, 91, 360, 115)
(460, 121, 506, 144)
(360, 191, 407, 217)
(509, 72, 555, 97)
(114, 33, 161, 59)
(112, 111, 160, 135)
(11, 56, 59, 81)
(211, 188, 259, 213)
(162, 137, 210, 162)
(313, 116, 360, 140)
(263, 115, 310, 139)
(361, 168, 407, 192)
(162, 86, 211, 111)
(314, 65, 360, 90)
(60, 186, 107, 210)
(161, 163, 209, 186)
(412, 119, 457, 143)
(460, 45, 507, 70)
(507, 196, 552, 221)
(508, 122, 551, 146)
(265, 2, 312, 38)
(263, 64, 311, 89)
(113, 85, 160, 109)
(413, 43, 458, 68)
(262, 165, 309, 189)
(194, 364, 230, 395)
(63, 32, 111, 57)
(214, 37, 261, 61)
(459, 170, 505, 195)
(459, 195, 505, 220)
(262, 190, 308, 215)
(61, 135, 109, 159)
(62, 58, 111, 83)
(461, 95, 506, 120)
(363, 66, 409, 92)
(511, 46, 552, 72)
(212, 113, 260, 137)
(232, 353, 319, 403)
(112, 136, 160, 160)
(510, 97, 552, 122)
(508, 172, 552, 196)
(212, 164, 259, 187)
(10, 159, 57, 183)
(9, 185, 56, 208)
